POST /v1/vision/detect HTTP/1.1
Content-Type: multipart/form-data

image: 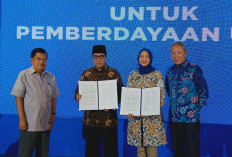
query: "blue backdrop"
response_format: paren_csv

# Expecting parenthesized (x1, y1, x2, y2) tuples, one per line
(1, 0, 232, 125)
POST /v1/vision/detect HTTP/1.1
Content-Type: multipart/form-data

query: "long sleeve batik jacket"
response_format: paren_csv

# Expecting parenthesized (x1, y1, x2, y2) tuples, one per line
(165, 60, 209, 123)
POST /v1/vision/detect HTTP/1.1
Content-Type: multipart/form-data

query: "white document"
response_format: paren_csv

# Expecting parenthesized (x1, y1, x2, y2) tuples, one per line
(120, 87, 141, 116)
(120, 87, 160, 116)
(98, 80, 118, 110)
(78, 81, 98, 111)
(141, 87, 160, 116)
(78, 79, 118, 111)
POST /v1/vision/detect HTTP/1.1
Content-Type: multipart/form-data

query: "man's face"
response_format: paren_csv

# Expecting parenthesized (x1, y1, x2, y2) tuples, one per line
(92, 53, 107, 69)
(30, 52, 47, 74)
(171, 45, 187, 65)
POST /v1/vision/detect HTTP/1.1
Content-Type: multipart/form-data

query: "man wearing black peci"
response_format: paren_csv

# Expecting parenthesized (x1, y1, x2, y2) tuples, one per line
(75, 45, 123, 157)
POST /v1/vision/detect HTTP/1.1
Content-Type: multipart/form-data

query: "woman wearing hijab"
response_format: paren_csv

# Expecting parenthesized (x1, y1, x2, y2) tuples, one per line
(126, 49, 167, 157)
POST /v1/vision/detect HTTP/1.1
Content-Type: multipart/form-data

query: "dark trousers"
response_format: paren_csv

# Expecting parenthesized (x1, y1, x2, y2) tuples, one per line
(169, 122, 200, 157)
(18, 130, 50, 157)
(85, 127, 118, 157)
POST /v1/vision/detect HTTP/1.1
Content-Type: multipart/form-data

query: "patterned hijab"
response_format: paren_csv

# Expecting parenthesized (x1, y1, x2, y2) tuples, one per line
(138, 49, 156, 75)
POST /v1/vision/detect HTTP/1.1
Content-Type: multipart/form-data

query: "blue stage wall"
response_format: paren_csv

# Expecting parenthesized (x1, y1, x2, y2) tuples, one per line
(1, 0, 232, 125)
(0, 0, 232, 156)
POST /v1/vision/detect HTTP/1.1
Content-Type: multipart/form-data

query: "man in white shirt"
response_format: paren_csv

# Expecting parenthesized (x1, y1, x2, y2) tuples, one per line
(11, 48, 60, 157)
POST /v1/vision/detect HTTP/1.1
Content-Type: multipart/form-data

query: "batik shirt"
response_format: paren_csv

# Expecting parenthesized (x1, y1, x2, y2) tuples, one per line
(127, 70, 167, 147)
(75, 65, 123, 128)
(165, 60, 209, 123)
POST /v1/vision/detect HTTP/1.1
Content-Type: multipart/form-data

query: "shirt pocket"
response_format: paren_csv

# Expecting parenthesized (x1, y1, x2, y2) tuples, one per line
(46, 84, 52, 97)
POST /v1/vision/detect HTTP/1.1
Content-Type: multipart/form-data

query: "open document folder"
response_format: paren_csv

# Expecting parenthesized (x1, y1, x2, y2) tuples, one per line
(78, 79, 118, 110)
(120, 87, 160, 116)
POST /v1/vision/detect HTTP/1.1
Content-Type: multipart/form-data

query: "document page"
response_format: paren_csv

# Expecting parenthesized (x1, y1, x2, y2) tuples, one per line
(120, 87, 141, 116)
(78, 81, 98, 111)
(141, 87, 160, 116)
(98, 79, 118, 110)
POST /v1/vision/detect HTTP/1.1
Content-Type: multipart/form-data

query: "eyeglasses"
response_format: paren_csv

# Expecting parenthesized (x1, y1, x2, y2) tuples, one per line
(93, 55, 105, 59)
(33, 57, 47, 62)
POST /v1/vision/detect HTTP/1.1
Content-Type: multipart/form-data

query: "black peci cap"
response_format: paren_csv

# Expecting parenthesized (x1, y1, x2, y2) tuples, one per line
(92, 45, 107, 55)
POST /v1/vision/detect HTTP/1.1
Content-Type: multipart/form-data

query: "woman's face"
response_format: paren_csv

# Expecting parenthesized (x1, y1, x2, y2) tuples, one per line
(139, 50, 150, 67)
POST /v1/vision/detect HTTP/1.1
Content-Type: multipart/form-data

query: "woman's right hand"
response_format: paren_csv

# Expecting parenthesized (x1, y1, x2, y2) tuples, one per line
(127, 113, 134, 118)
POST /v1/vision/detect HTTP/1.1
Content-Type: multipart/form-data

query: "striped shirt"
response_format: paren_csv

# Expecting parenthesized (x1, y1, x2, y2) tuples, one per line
(11, 66, 60, 131)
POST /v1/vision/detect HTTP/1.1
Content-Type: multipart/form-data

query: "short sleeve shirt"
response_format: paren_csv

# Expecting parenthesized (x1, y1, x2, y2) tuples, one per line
(11, 66, 60, 131)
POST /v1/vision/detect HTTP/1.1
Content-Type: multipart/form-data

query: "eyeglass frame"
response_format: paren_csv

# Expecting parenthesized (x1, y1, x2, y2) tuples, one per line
(92, 54, 106, 59)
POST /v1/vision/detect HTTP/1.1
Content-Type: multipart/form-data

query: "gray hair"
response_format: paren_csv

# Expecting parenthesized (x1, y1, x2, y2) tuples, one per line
(170, 42, 187, 52)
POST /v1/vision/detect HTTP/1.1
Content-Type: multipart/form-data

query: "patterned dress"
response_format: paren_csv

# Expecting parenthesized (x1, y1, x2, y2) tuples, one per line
(127, 70, 167, 147)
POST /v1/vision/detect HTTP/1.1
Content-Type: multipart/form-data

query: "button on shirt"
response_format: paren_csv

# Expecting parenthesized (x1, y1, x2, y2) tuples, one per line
(11, 66, 60, 131)
(165, 61, 209, 123)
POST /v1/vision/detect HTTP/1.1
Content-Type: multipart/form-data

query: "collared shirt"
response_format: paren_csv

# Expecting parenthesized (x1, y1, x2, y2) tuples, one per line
(165, 60, 209, 123)
(75, 65, 123, 128)
(11, 66, 60, 131)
